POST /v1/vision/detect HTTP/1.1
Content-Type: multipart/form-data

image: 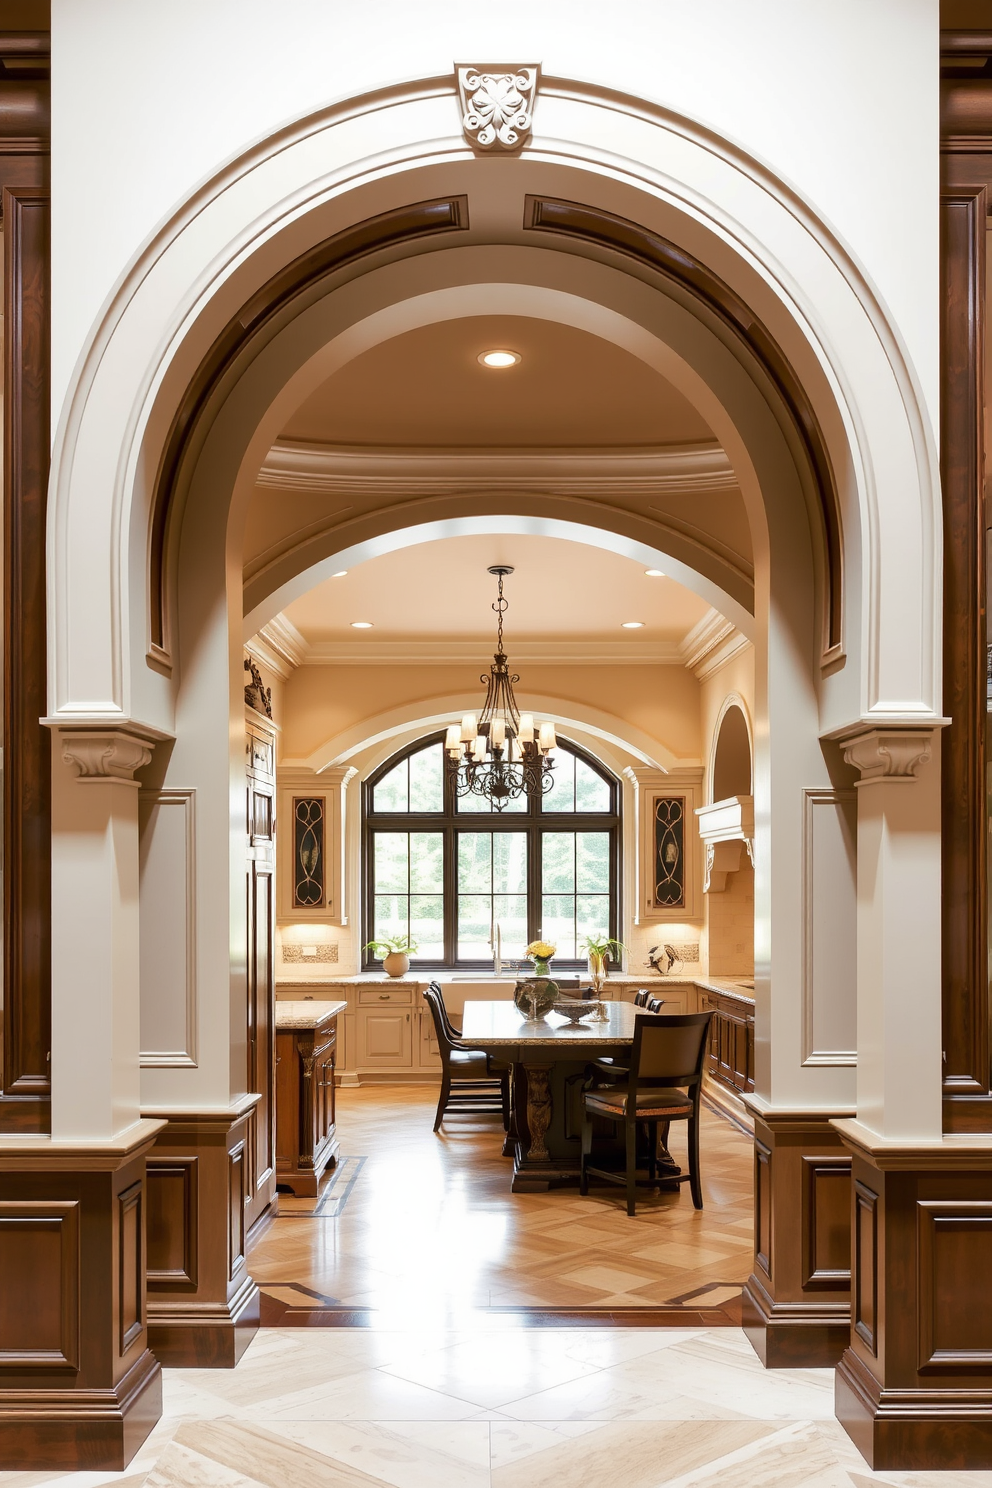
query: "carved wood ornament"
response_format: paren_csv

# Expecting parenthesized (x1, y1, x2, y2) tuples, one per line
(456, 65, 540, 152)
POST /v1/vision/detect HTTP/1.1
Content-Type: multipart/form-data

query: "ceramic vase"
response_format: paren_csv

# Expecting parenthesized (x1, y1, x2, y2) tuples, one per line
(382, 951, 410, 978)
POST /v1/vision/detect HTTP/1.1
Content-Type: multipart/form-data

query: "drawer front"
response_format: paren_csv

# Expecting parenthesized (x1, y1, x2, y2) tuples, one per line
(359, 987, 413, 1006)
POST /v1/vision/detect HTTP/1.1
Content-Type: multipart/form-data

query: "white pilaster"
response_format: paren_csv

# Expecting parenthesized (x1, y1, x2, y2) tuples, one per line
(841, 725, 944, 1139)
(51, 729, 154, 1139)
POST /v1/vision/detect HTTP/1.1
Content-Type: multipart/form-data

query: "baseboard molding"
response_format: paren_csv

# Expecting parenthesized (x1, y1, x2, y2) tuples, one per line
(148, 1273, 259, 1368)
(0, 1348, 161, 1472)
(836, 1346, 992, 1471)
(702, 1076, 754, 1134)
(743, 1274, 850, 1368)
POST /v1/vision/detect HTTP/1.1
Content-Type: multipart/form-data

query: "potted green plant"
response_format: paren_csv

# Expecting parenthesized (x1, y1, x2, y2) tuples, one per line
(579, 934, 627, 991)
(364, 934, 419, 978)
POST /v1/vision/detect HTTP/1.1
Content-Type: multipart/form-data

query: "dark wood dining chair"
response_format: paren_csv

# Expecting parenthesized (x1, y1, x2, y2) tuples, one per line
(579, 1010, 712, 1215)
(423, 983, 510, 1133)
(594, 994, 663, 1077)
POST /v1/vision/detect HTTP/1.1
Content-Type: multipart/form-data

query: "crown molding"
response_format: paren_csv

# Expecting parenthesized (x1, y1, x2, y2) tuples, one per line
(679, 606, 751, 679)
(257, 439, 737, 498)
(299, 638, 685, 666)
(246, 614, 310, 678)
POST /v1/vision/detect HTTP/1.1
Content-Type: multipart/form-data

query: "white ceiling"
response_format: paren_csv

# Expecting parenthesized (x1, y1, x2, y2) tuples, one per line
(280, 533, 712, 647)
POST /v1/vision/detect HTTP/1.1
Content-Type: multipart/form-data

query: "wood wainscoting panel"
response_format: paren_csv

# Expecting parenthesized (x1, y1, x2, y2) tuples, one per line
(118, 1181, 144, 1357)
(917, 1200, 992, 1371)
(146, 1158, 197, 1287)
(0, 176, 51, 1135)
(802, 1155, 852, 1290)
(0, 1128, 162, 1471)
(743, 1109, 852, 1369)
(853, 1180, 878, 1355)
(754, 1136, 771, 1278)
(144, 1103, 260, 1368)
(835, 1122, 992, 1469)
(0, 1199, 78, 1369)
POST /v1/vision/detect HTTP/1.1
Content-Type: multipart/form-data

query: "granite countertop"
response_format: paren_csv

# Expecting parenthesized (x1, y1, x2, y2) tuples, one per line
(461, 998, 637, 1046)
(275, 999, 347, 1029)
(693, 976, 755, 1002)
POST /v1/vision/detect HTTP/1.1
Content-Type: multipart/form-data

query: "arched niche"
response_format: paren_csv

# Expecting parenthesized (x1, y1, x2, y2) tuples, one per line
(712, 698, 754, 803)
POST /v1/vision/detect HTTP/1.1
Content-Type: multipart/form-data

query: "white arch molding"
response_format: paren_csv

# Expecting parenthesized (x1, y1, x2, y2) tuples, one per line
(708, 691, 754, 804)
(47, 75, 939, 730)
(43, 73, 944, 1147)
(290, 691, 688, 775)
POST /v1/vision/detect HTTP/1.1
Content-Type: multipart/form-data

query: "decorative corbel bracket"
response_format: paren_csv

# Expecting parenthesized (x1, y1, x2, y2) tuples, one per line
(696, 795, 755, 892)
(456, 64, 540, 152)
(60, 729, 155, 785)
(838, 725, 940, 784)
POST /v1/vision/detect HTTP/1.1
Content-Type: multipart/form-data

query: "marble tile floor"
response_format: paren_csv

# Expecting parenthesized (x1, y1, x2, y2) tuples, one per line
(250, 1085, 754, 1321)
(4, 1326, 992, 1487)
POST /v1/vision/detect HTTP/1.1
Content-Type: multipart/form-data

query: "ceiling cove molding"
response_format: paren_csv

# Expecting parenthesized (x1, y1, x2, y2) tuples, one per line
(298, 638, 685, 666)
(256, 440, 738, 498)
(679, 607, 752, 680)
(245, 614, 310, 678)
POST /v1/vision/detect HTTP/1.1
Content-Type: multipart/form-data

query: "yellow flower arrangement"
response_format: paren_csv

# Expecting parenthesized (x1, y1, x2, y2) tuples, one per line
(526, 940, 556, 961)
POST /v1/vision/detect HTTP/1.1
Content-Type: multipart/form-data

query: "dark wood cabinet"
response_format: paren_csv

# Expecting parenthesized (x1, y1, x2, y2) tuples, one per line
(700, 984, 755, 1095)
(275, 1001, 346, 1196)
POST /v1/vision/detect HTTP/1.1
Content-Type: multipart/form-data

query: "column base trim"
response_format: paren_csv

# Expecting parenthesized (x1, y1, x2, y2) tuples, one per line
(743, 1273, 850, 1368)
(0, 1348, 161, 1471)
(837, 1346, 992, 1470)
(148, 1272, 259, 1368)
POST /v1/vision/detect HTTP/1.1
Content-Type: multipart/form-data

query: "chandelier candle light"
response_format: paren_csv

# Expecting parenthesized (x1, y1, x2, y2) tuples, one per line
(445, 565, 557, 810)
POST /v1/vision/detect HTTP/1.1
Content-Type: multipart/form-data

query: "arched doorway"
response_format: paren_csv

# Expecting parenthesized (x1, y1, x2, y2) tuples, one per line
(41, 72, 943, 1454)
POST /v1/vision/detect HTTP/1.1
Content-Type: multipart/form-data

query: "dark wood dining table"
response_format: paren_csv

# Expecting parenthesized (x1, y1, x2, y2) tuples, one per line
(460, 999, 643, 1191)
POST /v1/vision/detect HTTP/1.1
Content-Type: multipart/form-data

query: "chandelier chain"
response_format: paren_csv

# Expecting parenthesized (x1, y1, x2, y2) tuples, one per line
(493, 570, 508, 653)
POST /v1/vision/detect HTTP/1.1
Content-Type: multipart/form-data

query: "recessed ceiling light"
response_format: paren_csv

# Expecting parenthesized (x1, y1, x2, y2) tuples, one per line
(332, 570, 348, 578)
(644, 569, 665, 577)
(350, 620, 373, 629)
(478, 349, 521, 369)
(621, 621, 645, 629)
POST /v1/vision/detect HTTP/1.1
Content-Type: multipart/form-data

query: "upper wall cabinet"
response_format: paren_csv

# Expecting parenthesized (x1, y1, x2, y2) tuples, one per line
(277, 766, 355, 925)
(627, 767, 703, 922)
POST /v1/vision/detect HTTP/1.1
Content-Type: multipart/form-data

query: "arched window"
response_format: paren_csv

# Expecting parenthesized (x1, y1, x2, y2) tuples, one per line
(363, 732, 621, 970)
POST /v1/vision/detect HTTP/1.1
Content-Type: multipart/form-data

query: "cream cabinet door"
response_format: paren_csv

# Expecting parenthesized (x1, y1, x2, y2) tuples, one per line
(358, 1009, 413, 1068)
(417, 1007, 442, 1070)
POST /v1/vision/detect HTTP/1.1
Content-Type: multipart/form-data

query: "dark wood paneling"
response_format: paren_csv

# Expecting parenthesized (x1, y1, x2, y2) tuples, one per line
(228, 1142, 246, 1280)
(0, 1199, 77, 1368)
(917, 1200, 992, 1370)
(0, 1143, 162, 1471)
(755, 1137, 771, 1277)
(743, 1113, 852, 1369)
(0, 182, 50, 1133)
(118, 1181, 143, 1357)
(939, 181, 989, 1120)
(145, 1110, 259, 1369)
(522, 194, 842, 654)
(854, 1180, 878, 1355)
(802, 1155, 852, 1289)
(149, 195, 469, 652)
(836, 1135, 992, 1469)
(146, 1158, 198, 1287)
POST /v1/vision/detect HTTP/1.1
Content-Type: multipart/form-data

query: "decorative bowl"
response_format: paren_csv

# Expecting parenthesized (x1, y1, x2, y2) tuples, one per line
(554, 999, 600, 1023)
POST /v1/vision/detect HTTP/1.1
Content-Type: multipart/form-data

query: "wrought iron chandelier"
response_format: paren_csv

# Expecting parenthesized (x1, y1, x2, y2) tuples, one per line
(444, 565, 556, 811)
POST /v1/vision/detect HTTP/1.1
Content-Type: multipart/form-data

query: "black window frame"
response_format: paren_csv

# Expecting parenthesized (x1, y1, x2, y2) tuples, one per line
(362, 730, 621, 972)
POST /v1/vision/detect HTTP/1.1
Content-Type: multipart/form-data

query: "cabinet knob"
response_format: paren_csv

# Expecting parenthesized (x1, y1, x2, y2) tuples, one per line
(379, 993, 389, 1000)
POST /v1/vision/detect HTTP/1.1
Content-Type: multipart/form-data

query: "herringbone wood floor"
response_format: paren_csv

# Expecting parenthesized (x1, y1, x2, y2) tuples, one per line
(250, 1084, 753, 1322)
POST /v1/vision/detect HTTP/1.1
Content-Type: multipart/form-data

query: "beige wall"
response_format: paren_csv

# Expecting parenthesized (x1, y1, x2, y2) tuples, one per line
(280, 662, 703, 767)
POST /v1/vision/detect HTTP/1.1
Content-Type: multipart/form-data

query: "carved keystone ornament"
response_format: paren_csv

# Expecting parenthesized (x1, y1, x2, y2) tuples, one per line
(456, 65, 540, 152)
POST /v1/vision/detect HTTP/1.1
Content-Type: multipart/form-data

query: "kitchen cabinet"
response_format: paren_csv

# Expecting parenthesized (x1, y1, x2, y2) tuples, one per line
(275, 1000, 345, 1196)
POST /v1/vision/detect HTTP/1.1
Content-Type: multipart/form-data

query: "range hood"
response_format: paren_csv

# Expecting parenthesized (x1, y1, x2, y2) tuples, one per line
(695, 795, 754, 892)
